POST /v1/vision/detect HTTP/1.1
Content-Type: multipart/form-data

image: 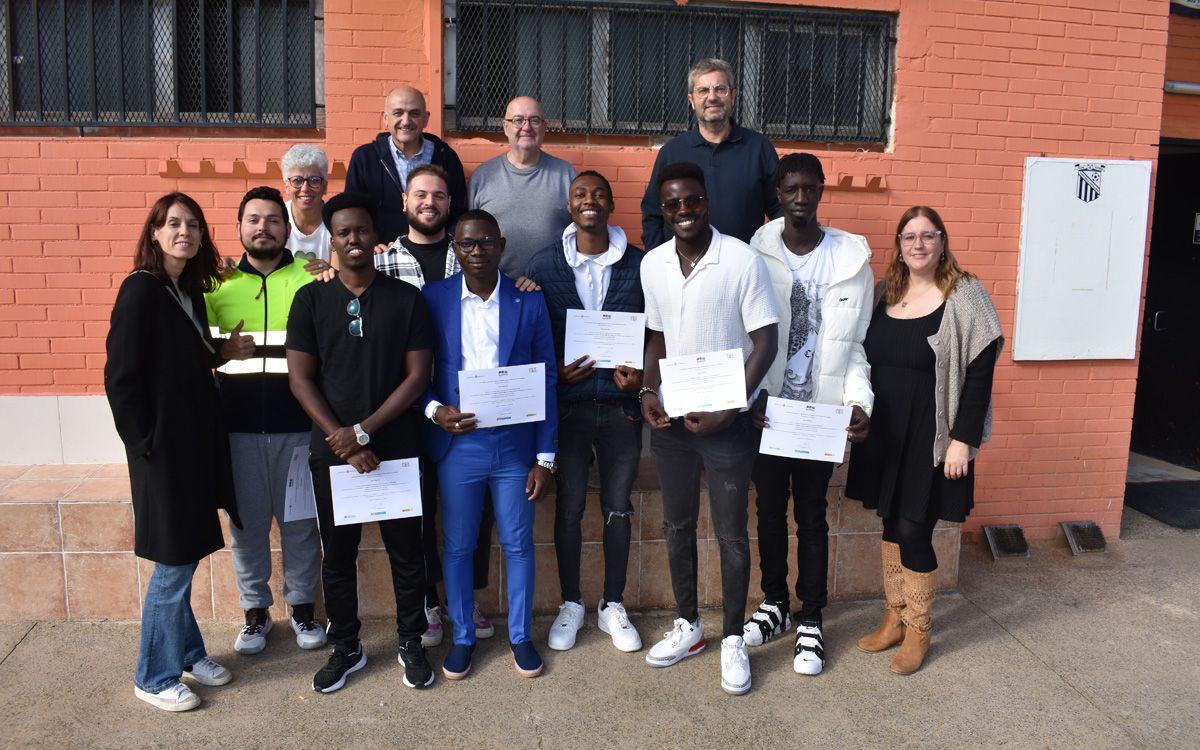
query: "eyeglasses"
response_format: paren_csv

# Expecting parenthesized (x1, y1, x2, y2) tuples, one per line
(346, 298, 363, 338)
(503, 116, 545, 128)
(691, 85, 731, 98)
(898, 231, 943, 246)
(450, 237, 501, 252)
(660, 195, 706, 213)
(286, 175, 326, 189)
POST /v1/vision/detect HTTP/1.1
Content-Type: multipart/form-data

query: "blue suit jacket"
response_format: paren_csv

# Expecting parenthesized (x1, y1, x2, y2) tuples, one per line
(419, 273, 558, 464)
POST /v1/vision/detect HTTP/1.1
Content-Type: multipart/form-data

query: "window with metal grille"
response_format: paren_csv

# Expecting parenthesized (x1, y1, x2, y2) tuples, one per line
(0, 0, 317, 127)
(445, 0, 895, 144)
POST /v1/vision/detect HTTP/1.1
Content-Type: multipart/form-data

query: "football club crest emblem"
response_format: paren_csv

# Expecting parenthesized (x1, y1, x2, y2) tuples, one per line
(1075, 163, 1104, 203)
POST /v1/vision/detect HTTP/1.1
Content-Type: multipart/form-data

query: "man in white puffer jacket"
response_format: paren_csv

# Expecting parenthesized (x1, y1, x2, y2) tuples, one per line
(743, 153, 875, 676)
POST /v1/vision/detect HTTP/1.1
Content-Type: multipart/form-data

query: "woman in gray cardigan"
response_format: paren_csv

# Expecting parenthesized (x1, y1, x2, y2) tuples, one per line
(845, 206, 1003, 675)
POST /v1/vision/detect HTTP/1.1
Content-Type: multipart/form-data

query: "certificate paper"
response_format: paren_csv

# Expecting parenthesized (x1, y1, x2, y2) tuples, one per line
(758, 397, 852, 464)
(563, 310, 647, 369)
(658, 348, 747, 418)
(458, 363, 546, 428)
(329, 458, 422, 526)
(283, 445, 317, 522)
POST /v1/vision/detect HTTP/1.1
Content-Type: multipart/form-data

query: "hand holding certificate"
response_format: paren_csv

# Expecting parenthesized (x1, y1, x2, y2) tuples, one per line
(329, 457, 422, 526)
(758, 397, 852, 464)
(458, 363, 546, 428)
(563, 310, 647, 369)
(658, 348, 747, 418)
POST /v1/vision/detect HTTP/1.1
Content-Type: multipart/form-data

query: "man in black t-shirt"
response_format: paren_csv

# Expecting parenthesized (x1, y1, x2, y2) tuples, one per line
(286, 191, 436, 694)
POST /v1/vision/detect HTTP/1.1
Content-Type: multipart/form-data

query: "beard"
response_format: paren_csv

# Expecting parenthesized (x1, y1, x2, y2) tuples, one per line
(244, 239, 285, 260)
(407, 210, 448, 237)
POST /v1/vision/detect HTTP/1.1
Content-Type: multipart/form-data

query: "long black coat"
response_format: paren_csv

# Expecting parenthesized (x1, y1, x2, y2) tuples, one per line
(104, 271, 241, 565)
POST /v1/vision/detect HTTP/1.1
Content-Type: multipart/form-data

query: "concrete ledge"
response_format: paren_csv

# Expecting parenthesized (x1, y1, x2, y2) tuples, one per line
(0, 461, 961, 621)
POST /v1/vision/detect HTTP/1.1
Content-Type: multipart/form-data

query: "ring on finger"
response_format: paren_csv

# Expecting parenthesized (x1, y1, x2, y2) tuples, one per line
(454, 421, 460, 430)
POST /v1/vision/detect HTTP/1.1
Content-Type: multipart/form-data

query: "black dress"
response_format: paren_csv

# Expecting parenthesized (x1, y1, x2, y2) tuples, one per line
(846, 301, 997, 524)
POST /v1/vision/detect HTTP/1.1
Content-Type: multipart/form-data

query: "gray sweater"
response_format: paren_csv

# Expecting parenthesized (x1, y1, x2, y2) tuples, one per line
(467, 151, 575, 278)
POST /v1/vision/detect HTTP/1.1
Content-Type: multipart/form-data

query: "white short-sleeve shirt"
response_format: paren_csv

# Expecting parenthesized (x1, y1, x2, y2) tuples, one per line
(641, 226, 779, 364)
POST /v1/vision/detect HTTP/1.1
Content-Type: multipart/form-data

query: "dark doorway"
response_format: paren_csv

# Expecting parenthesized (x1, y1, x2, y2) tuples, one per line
(1130, 144, 1200, 469)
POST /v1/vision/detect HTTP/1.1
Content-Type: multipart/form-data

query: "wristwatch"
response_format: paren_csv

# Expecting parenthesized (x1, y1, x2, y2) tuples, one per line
(536, 458, 557, 473)
(352, 423, 370, 446)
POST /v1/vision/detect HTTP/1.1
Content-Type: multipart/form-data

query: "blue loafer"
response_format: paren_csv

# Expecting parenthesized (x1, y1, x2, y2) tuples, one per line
(442, 643, 474, 681)
(511, 640, 543, 678)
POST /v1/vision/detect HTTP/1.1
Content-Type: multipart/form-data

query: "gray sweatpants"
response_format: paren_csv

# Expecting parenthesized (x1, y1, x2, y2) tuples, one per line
(228, 432, 322, 610)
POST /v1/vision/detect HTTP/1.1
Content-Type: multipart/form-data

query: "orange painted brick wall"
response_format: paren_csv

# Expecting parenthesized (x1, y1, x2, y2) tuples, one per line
(0, 0, 1176, 539)
(1162, 12, 1200, 139)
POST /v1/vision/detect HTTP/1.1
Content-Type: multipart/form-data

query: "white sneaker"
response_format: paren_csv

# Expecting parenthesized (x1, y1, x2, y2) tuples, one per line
(597, 599, 642, 652)
(720, 635, 752, 695)
(422, 606, 445, 648)
(233, 608, 272, 655)
(181, 656, 232, 686)
(793, 619, 826, 676)
(742, 600, 792, 647)
(291, 608, 328, 650)
(645, 617, 705, 667)
(548, 601, 586, 651)
(472, 603, 496, 639)
(134, 683, 200, 712)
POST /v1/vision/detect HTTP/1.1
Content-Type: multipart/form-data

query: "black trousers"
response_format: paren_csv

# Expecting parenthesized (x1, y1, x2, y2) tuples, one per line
(312, 456, 426, 647)
(751, 453, 835, 621)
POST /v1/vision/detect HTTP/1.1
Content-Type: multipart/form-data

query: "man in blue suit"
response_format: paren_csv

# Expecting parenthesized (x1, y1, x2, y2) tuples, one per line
(419, 209, 558, 681)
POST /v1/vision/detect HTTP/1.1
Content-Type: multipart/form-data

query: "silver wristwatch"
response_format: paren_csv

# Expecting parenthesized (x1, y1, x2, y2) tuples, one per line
(536, 458, 557, 473)
(352, 423, 370, 446)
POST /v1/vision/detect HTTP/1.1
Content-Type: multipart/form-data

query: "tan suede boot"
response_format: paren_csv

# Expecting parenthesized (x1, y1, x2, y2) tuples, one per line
(857, 541, 906, 653)
(890, 566, 935, 675)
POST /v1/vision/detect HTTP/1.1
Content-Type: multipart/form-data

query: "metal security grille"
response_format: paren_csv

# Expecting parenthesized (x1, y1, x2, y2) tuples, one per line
(450, 0, 895, 143)
(0, 0, 316, 127)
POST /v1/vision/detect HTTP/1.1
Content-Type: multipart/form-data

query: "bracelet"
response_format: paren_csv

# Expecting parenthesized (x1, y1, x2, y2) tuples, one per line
(638, 386, 658, 402)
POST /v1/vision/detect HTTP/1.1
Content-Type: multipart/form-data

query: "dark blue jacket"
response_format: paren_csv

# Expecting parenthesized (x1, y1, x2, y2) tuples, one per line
(525, 239, 645, 404)
(344, 132, 467, 246)
(639, 121, 782, 249)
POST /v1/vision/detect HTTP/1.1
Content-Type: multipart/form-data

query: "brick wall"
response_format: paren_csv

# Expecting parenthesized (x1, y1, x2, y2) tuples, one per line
(0, 0, 1177, 539)
(1163, 12, 1200, 139)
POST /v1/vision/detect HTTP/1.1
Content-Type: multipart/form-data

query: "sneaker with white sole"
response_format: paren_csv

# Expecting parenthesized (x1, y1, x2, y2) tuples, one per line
(472, 603, 495, 639)
(312, 642, 367, 694)
(134, 682, 200, 712)
(645, 617, 705, 667)
(720, 635, 752, 695)
(182, 656, 232, 686)
(234, 608, 272, 655)
(290, 603, 327, 650)
(742, 600, 791, 647)
(548, 601, 586, 651)
(793, 619, 825, 675)
(422, 606, 445, 648)
(597, 599, 642, 652)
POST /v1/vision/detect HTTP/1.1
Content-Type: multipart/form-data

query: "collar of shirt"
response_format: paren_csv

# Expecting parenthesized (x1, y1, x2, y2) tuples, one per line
(684, 120, 745, 148)
(389, 137, 434, 180)
(460, 273, 502, 306)
(459, 274, 501, 371)
(561, 223, 628, 269)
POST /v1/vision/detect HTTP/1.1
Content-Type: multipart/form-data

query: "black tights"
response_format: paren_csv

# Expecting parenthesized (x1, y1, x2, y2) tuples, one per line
(882, 516, 938, 573)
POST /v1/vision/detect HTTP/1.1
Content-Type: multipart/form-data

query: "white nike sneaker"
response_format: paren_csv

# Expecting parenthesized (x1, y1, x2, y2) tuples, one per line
(720, 635, 752, 695)
(645, 617, 705, 667)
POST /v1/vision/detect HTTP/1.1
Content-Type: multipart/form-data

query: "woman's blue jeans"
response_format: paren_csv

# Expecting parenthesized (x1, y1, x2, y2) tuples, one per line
(135, 561, 207, 693)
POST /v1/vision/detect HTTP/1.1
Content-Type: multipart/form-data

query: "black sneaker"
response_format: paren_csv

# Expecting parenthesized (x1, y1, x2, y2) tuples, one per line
(312, 642, 367, 694)
(398, 639, 434, 688)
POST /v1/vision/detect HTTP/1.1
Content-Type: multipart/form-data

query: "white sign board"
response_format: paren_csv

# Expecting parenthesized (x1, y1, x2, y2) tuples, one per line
(1013, 157, 1151, 360)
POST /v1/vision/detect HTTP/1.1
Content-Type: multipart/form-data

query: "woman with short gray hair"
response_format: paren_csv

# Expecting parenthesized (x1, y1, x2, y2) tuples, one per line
(281, 144, 333, 265)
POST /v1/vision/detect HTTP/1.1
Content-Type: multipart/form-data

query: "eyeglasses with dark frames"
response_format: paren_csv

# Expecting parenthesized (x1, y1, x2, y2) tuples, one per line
(346, 298, 363, 338)
(660, 195, 707, 213)
(503, 116, 545, 128)
(449, 237, 502, 253)
(286, 175, 327, 189)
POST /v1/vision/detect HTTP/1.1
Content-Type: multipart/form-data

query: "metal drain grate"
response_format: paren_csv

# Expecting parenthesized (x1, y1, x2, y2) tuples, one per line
(983, 524, 1030, 559)
(1060, 521, 1107, 555)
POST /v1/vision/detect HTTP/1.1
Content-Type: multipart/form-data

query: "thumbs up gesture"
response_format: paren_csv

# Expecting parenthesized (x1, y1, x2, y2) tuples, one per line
(220, 320, 256, 361)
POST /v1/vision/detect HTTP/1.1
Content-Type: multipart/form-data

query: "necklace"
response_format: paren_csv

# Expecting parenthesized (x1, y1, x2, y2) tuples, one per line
(788, 229, 825, 270)
(900, 284, 938, 308)
(676, 247, 706, 269)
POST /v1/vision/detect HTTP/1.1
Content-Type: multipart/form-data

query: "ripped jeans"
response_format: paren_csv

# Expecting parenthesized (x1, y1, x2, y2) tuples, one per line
(651, 412, 754, 638)
(554, 399, 643, 605)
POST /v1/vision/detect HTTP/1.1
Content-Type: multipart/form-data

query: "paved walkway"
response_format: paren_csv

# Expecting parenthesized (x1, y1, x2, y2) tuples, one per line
(1, 507, 1196, 749)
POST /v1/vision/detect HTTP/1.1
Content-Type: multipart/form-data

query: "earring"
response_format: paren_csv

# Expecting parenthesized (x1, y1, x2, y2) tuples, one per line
(940, 251, 946, 263)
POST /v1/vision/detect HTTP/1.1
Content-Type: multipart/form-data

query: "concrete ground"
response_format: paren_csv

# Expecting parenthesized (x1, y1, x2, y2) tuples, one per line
(1, 506, 1196, 750)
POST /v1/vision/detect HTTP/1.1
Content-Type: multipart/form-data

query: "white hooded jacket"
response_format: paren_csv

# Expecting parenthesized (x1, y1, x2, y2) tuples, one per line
(749, 218, 875, 415)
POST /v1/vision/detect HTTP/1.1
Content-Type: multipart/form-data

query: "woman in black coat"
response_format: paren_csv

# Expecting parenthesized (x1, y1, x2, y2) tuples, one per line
(105, 192, 253, 712)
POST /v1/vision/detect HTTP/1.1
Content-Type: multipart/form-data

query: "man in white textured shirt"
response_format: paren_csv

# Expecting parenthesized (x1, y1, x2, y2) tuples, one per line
(638, 161, 779, 696)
